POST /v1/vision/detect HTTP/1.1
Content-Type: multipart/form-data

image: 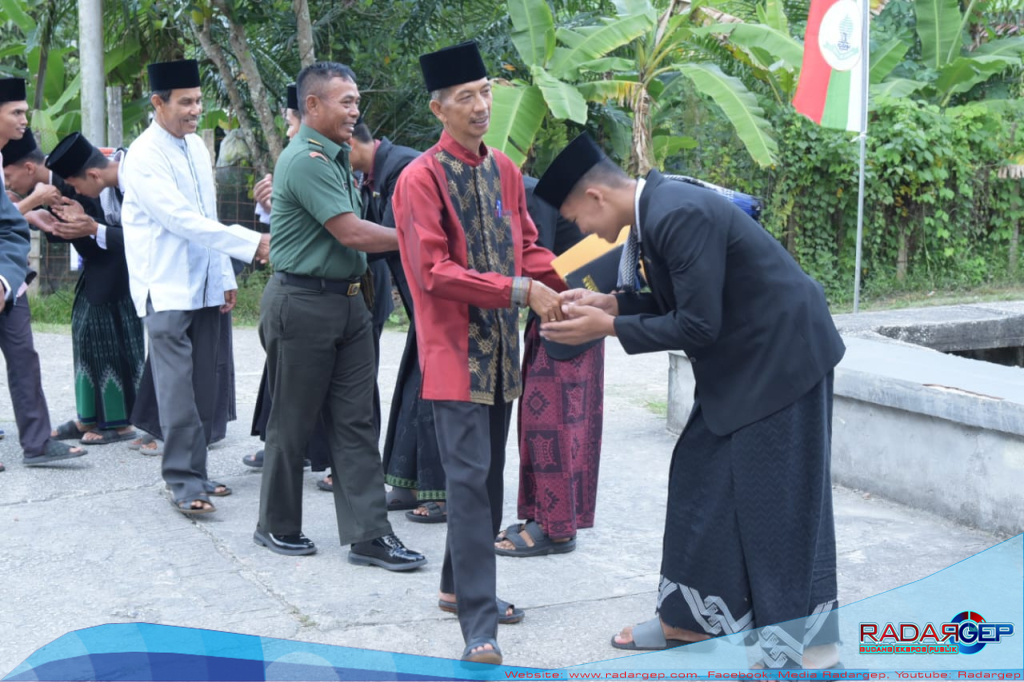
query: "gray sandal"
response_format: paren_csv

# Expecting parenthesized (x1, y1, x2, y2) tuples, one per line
(610, 617, 687, 651)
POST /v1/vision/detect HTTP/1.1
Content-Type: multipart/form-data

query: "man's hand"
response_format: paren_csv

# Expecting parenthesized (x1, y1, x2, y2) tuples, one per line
(221, 289, 237, 313)
(253, 174, 273, 213)
(25, 209, 59, 234)
(528, 280, 564, 322)
(540, 303, 616, 345)
(52, 214, 98, 240)
(29, 183, 63, 208)
(52, 197, 85, 219)
(559, 289, 618, 317)
(254, 233, 271, 264)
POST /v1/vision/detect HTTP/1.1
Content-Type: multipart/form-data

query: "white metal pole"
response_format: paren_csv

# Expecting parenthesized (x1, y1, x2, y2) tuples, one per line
(79, 0, 106, 145)
(852, 0, 870, 313)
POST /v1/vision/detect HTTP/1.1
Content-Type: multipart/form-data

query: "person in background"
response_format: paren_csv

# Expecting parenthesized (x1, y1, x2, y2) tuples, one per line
(42, 132, 144, 446)
(0, 110, 87, 466)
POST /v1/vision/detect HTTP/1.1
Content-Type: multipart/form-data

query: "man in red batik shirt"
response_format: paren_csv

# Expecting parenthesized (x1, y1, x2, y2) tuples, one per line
(392, 41, 565, 665)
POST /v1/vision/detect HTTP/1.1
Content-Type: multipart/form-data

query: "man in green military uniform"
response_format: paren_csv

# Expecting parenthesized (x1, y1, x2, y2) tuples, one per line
(255, 61, 426, 569)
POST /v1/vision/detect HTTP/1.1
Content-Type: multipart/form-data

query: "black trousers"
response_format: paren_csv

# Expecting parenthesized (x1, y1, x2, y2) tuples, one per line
(258, 276, 391, 545)
(433, 397, 513, 646)
(0, 295, 51, 455)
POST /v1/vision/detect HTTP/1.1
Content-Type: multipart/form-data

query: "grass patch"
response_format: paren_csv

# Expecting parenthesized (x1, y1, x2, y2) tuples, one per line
(832, 284, 1024, 315)
(645, 399, 668, 417)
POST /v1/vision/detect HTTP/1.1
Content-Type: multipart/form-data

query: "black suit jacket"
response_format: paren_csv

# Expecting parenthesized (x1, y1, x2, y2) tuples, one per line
(0, 187, 30, 308)
(361, 137, 420, 314)
(614, 169, 846, 436)
(46, 176, 130, 306)
(523, 175, 594, 361)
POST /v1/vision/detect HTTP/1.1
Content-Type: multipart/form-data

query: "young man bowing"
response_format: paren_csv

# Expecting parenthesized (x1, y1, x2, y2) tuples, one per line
(536, 134, 846, 670)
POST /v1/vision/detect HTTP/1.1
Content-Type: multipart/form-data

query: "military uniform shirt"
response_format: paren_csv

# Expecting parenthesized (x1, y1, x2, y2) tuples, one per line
(269, 123, 366, 281)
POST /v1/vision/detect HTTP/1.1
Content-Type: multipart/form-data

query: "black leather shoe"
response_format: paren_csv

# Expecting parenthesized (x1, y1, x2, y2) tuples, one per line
(349, 533, 426, 571)
(253, 528, 317, 556)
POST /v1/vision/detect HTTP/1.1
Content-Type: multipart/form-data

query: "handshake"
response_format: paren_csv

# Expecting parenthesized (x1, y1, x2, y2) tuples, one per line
(534, 288, 619, 346)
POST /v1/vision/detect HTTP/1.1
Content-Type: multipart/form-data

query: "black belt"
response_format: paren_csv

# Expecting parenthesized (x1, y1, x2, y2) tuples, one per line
(275, 271, 362, 296)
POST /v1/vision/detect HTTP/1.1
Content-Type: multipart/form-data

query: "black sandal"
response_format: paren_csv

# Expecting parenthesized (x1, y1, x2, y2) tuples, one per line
(495, 520, 576, 557)
(438, 597, 524, 624)
(171, 497, 216, 516)
(406, 500, 447, 524)
(22, 440, 88, 467)
(461, 638, 502, 665)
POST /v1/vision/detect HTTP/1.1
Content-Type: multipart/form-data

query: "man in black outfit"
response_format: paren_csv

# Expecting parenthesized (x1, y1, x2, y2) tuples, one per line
(537, 133, 845, 670)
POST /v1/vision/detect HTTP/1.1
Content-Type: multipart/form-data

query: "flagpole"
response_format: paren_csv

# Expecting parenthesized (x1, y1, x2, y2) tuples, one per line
(852, 0, 870, 313)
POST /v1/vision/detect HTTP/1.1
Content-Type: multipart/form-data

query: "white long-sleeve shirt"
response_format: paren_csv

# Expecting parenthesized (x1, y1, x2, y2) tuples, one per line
(121, 121, 260, 316)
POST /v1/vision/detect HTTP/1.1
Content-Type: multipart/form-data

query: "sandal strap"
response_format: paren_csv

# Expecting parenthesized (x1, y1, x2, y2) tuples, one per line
(631, 618, 669, 649)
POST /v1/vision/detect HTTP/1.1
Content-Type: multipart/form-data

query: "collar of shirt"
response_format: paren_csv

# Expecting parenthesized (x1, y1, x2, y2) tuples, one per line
(362, 138, 382, 191)
(633, 176, 647, 244)
(439, 129, 489, 167)
(298, 123, 347, 162)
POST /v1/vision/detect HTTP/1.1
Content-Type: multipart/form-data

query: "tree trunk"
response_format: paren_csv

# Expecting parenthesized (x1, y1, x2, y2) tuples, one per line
(294, 0, 316, 68)
(897, 228, 908, 282)
(629, 86, 654, 176)
(786, 214, 797, 257)
(1010, 194, 1020, 273)
(194, 16, 268, 176)
(214, 0, 284, 167)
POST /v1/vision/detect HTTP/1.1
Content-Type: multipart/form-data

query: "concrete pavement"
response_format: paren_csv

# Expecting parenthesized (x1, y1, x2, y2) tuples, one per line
(0, 326, 1011, 676)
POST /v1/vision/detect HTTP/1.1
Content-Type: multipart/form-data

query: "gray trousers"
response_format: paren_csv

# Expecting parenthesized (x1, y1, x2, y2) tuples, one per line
(258, 276, 392, 545)
(433, 398, 513, 646)
(144, 301, 221, 504)
(0, 294, 51, 455)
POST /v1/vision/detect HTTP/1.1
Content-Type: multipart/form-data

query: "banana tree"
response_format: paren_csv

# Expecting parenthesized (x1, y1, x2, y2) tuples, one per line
(871, 0, 1024, 107)
(487, 0, 780, 173)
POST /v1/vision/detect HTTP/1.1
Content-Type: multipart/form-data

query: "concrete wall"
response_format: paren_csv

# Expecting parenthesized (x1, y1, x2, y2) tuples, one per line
(667, 315, 1024, 535)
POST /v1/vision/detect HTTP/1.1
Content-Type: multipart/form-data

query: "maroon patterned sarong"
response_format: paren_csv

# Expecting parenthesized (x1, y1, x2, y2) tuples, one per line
(517, 322, 604, 539)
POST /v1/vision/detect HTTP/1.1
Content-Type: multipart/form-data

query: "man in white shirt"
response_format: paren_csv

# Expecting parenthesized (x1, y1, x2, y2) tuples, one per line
(120, 59, 270, 516)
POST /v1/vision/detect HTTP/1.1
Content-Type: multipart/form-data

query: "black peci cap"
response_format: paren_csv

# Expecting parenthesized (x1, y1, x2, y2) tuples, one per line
(147, 59, 201, 91)
(1, 127, 38, 167)
(419, 41, 488, 93)
(0, 77, 27, 105)
(46, 132, 97, 178)
(534, 133, 607, 209)
(286, 83, 298, 111)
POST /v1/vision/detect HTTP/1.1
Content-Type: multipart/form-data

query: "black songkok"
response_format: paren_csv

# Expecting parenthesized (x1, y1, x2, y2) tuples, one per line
(147, 59, 201, 91)
(534, 133, 607, 209)
(0, 77, 26, 105)
(2, 127, 38, 167)
(419, 41, 488, 93)
(286, 84, 298, 111)
(46, 132, 97, 178)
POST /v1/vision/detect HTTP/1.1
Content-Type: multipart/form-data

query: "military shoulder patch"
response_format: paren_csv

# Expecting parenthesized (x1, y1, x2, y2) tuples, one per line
(309, 151, 328, 162)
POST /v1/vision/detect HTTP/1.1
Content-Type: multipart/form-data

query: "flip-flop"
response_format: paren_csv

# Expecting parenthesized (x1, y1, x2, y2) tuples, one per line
(171, 497, 216, 516)
(22, 441, 88, 467)
(127, 434, 156, 451)
(317, 476, 333, 492)
(610, 617, 689, 651)
(495, 520, 576, 557)
(386, 487, 418, 511)
(438, 597, 524, 624)
(406, 500, 447, 523)
(138, 440, 164, 457)
(80, 428, 137, 445)
(51, 420, 91, 441)
(461, 638, 502, 665)
(207, 481, 232, 497)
